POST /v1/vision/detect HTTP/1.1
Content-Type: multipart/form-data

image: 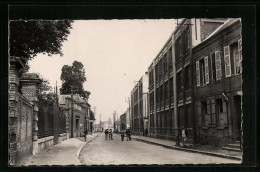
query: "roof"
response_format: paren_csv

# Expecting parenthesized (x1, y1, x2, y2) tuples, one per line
(203, 18, 240, 42)
(59, 94, 86, 105)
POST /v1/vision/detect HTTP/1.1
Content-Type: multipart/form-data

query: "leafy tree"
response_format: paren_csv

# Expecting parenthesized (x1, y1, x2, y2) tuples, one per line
(60, 61, 90, 100)
(9, 20, 73, 65)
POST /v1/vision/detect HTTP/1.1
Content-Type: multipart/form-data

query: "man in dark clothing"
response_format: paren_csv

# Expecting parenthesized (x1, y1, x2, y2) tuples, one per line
(109, 129, 113, 140)
(120, 130, 125, 141)
(126, 129, 131, 141)
(83, 129, 88, 142)
(105, 129, 108, 140)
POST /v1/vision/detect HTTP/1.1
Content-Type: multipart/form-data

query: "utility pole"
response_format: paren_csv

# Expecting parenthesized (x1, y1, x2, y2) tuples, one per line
(100, 113, 102, 132)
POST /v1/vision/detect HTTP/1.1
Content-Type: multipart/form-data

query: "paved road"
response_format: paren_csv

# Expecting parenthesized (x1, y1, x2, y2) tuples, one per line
(79, 133, 240, 165)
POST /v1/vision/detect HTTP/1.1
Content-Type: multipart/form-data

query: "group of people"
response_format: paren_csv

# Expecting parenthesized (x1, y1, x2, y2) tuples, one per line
(120, 128, 131, 141)
(104, 129, 113, 140)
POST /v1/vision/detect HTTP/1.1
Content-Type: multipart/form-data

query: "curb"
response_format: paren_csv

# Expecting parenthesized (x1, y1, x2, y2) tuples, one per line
(77, 134, 99, 163)
(133, 138, 242, 161)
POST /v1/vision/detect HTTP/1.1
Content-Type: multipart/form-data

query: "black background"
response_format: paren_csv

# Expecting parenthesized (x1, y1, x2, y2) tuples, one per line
(0, 1, 258, 172)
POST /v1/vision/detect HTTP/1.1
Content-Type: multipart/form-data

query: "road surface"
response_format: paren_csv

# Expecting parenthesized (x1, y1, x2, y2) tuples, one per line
(79, 133, 240, 165)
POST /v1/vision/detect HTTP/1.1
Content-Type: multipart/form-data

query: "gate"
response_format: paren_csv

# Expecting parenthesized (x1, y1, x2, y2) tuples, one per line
(38, 96, 66, 144)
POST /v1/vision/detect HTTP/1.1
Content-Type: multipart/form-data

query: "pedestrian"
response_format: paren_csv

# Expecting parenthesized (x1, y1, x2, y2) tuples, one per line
(126, 128, 131, 141)
(120, 130, 125, 141)
(128, 129, 132, 141)
(105, 129, 108, 140)
(83, 129, 88, 142)
(109, 129, 113, 140)
(181, 128, 187, 147)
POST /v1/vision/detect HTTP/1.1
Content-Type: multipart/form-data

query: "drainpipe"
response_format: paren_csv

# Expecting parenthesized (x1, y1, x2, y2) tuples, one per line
(71, 94, 74, 138)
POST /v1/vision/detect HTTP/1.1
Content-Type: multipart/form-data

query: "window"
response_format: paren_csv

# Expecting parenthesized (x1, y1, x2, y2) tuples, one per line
(155, 64, 159, 83)
(159, 59, 163, 78)
(201, 101, 207, 126)
(165, 81, 169, 100)
(196, 61, 200, 86)
(224, 46, 231, 77)
(211, 53, 216, 81)
(163, 54, 168, 73)
(177, 71, 183, 92)
(160, 85, 164, 103)
(170, 78, 174, 102)
(215, 51, 222, 80)
(234, 39, 242, 75)
(200, 59, 205, 85)
(168, 48, 173, 72)
(175, 37, 181, 60)
(183, 27, 190, 53)
(156, 88, 159, 107)
(184, 65, 191, 89)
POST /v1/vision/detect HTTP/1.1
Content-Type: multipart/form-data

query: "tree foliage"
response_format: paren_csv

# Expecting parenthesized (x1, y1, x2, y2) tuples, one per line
(60, 61, 90, 100)
(9, 20, 73, 64)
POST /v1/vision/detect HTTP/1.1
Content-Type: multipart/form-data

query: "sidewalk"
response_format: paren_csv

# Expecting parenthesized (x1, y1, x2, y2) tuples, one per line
(131, 135, 242, 161)
(19, 134, 98, 166)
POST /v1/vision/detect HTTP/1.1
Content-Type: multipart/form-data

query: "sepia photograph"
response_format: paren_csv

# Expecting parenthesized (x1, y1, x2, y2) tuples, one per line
(8, 17, 244, 166)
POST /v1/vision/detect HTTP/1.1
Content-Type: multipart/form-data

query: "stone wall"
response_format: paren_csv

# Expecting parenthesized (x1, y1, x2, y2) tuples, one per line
(9, 57, 41, 164)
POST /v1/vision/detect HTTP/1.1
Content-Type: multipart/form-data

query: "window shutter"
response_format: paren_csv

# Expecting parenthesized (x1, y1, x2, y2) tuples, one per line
(238, 39, 242, 61)
(204, 56, 209, 84)
(238, 39, 242, 51)
(224, 46, 231, 77)
(215, 51, 222, 80)
(197, 102, 201, 127)
(211, 99, 216, 126)
(196, 61, 200, 86)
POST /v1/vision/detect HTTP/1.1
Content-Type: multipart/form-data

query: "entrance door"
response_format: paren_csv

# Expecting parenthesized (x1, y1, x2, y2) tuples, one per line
(76, 118, 79, 137)
(234, 95, 241, 141)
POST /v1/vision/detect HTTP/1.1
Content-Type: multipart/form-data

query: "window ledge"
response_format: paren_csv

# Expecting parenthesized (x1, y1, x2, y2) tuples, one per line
(216, 126, 225, 130)
(201, 127, 209, 130)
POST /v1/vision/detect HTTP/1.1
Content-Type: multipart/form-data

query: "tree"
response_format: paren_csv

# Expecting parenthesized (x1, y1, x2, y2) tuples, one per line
(60, 61, 90, 100)
(9, 20, 73, 64)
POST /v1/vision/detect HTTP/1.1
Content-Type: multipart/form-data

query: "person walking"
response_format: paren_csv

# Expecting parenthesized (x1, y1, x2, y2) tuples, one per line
(120, 130, 125, 141)
(181, 128, 187, 147)
(105, 129, 108, 140)
(83, 129, 88, 142)
(109, 129, 113, 140)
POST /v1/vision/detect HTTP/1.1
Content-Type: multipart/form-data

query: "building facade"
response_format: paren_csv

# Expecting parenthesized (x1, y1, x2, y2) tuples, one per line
(120, 113, 127, 131)
(193, 19, 242, 146)
(147, 18, 231, 144)
(59, 94, 91, 138)
(130, 73, 149, 136)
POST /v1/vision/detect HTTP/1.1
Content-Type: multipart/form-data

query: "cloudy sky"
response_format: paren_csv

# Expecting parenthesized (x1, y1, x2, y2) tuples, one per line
(28, 19, 176, 122)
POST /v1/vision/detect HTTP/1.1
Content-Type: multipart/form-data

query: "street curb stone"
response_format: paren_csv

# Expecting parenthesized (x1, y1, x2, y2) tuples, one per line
(78, 134, 99, 164)
(133, 138, 242, 161)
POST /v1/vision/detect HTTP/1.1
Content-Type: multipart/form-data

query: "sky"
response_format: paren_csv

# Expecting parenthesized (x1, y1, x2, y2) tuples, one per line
(28, 19, 177, 123)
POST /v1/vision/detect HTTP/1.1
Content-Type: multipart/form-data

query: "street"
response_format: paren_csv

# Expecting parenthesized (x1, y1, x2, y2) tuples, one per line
(79, 133, 240, 165)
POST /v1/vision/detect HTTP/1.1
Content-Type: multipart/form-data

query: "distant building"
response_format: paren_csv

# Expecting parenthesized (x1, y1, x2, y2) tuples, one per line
(130, 73, 149, 136)
(59, 94, 91, 137)
(120, 112, 127, 130)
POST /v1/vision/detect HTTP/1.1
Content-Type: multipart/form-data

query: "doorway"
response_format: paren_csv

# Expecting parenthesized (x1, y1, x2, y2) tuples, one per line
(76, 118, 79, 137)
(234, 95, 241, 141)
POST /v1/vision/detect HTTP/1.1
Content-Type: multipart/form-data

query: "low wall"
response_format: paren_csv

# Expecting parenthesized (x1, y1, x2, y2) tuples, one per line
(37, 136, 54, 153)
(58, 133, 69, 143)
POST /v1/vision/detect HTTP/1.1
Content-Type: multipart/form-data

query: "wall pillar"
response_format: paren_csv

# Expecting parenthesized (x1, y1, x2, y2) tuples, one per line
(9, 57, 25, 164)
(20, 73, 42, 155)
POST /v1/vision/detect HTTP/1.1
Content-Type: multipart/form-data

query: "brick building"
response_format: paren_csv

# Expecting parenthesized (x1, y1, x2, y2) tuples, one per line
(147, 18, 230, 144)
(59, 94, 91, 137)
(130, 73, 149, 136)
(193, 18, 242, 146)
